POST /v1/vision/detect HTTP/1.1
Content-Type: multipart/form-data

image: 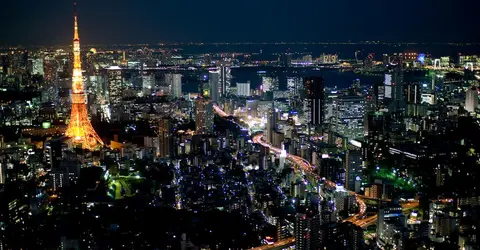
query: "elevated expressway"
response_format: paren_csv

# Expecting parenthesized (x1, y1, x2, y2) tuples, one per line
(213, 104, 418, 250)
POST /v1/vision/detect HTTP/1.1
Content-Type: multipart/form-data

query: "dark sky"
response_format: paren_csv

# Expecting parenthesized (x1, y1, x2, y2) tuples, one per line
(1, 0, 479, 45)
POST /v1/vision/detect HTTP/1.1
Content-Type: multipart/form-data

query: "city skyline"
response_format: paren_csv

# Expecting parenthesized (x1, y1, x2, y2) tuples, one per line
(2, 1, 480, 249)
(1, 0, 479, 46)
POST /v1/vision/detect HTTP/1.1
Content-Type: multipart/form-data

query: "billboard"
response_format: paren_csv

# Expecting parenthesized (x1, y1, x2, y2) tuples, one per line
(42, 122, 51, 129)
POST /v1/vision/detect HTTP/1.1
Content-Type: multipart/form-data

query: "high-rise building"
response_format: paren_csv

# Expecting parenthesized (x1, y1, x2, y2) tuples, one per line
(209, 71, 220, 102)
(385, 61, 406, 113)
(405, 83, 420, 104)
(295, 209, 321, 250)
(50, 167, 69, 191)
(345, 149, 362, 192)
(106, 66, 123, 121)
(107, 66, 124, 105)
(286, 77, 303, 97)
(32, 57, 44, 76)
(377, 203, 406, 247)
(266, 108, 277, 143)
(465, 87, 478, 113)
(304, 76, 325, 126)
(65, 4, 103, 150)
(142, 73, 155, 96)
(195, 99, 214, 134)
(219, 65, 230, 96)
(236, 81, 250, 97)
(158, 118, 173, 158)
(339, 222, 364, 250)
(0, 163, 5, 184)
(332, 96, 365, 139)
(166, 73, 182, 98)
(261, 76, 279, 92)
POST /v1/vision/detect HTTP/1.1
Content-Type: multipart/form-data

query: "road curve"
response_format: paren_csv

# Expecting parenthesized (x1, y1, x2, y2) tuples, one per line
(252, 134, 367, 222)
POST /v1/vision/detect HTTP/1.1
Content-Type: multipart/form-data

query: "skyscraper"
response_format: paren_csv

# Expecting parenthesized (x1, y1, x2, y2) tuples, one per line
(287, 77, 303, 97)
(295, 209, 321, 250)
(261, 76, 279, 92)
(266, 107, 277, 143)
(377, 204, 406, 247)
(304, 76, 325, 126)
(219, 65, 230, 96)
(158, 118, 173, 158)
(106, 66, 123, 121)
(107, 66, 123, 105)
(65, 3, 103, 150)
(209, 70, 220, 102)
(465, 87, 478, 113)
(142, 73, 155, 96)
(166, 73, 182, 98)
(195, 99, 214, 134)
(345, 149, 363, 192)
(385, 60, 406, 113)
(236, 81, 250, 97)
(332, 95, 365, 139)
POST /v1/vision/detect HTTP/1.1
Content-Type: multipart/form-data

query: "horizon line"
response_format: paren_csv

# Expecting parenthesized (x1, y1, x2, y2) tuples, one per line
(1, 41, 480, 49)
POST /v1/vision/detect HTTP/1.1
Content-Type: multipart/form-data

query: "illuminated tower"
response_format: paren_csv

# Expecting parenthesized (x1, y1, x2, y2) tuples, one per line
(65, 3, 103, 150)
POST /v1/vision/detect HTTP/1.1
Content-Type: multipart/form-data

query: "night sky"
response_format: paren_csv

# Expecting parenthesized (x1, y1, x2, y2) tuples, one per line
(1, 0, 479, 45)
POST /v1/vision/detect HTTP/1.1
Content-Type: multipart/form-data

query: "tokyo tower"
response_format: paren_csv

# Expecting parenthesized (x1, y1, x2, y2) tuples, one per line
(65, 3, 104, 150)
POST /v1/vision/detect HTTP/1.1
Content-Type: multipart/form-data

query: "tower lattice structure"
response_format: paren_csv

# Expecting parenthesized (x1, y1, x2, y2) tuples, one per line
(65, 4, 103, 150)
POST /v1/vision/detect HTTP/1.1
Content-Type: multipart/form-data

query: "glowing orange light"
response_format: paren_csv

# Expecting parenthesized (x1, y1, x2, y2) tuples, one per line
(65, 5, 103, 150)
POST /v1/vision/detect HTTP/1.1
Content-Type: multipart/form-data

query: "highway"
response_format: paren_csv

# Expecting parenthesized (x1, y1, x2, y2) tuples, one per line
(251, 238, 295, 250)
(213, 104, 229, 117)
(346, 202, 419, 228)
(252, 134, 367, 221)
(213, 104, 416, 249)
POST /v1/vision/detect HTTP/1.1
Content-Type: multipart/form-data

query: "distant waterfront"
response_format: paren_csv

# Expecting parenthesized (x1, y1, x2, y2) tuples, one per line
(184, 67, 433, 93)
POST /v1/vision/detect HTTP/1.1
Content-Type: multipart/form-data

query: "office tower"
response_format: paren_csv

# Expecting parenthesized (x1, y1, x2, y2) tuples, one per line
(279, 143, 287, 171)
(404, 82, 422, 116)
(50, 167, 69, 191)
(261, 76, 279, 92)
(0, 162, 5, 184)
(195, 99, 214, 134)
(287, 77, 303, 97)
(276, 218, 289, 241)
(236, 81, 250, 97)
(32, 57, 44, 76)
(385, 61, 405, 113)
(295, 210, 321, 250)
(166, 73, 182, 98)
(304, 76, 325, 126)
(158, 118, 173, 158)
(332, 96, 365, 139)
(142, 73, 155, 96)
(465, 87, 478, 112)
(339, 222, 363, 250)
(266, 108, 277, 143)
(246, 99, 259, 118)
(282, 53, 292, 67)
(172, 74, 182, 98)
(65, 4, 103, 150)
(106, 66, 123, 121)
(405, 83, 420, 104)
(209, 70, 220, 102)
(345, 149, 362, 192)
(219, 65, 230, 96)
(377, 204, 406, 247)
(107, 66, 123, 104)
(121, 51, 128, 66)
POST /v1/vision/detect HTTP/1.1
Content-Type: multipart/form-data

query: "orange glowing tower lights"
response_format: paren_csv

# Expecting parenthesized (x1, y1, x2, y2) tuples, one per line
(65, 3, 103, 150)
